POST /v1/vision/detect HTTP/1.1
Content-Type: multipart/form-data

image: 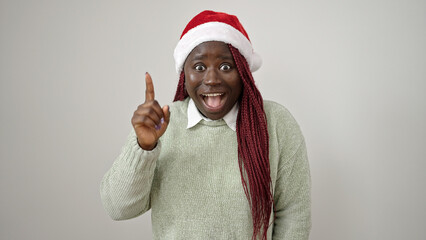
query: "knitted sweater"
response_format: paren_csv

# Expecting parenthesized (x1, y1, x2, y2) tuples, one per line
(100, 98, 311, 239)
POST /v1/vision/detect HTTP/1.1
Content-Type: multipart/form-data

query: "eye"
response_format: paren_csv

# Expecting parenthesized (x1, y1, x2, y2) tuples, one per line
(220, 63, 232, 71)
(194, 64, 206, 71)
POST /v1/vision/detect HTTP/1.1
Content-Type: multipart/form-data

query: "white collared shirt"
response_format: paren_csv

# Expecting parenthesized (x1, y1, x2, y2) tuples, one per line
(187, 98, 238, 131)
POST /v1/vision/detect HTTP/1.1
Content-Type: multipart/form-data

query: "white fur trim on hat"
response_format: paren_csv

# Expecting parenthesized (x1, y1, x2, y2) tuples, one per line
(173, 22, 262, 73)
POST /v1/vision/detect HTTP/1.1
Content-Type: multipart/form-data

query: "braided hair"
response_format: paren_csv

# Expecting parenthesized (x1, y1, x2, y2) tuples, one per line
(173, 44, 273, 240)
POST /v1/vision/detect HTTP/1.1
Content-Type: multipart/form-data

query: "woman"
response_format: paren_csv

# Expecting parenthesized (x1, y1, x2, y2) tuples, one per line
(101, 10, 311, 240)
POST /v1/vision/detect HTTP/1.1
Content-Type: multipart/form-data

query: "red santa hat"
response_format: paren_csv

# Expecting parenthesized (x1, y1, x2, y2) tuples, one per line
(173, 10, 262, 73)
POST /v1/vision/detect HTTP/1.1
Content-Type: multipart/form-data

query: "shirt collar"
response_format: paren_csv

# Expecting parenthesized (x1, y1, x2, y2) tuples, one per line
(187, 98, 238, 131)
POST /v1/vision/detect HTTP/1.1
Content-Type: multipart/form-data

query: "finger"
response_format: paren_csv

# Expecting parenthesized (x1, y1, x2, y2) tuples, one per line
(134, 108, 163, 126)
(163, 105, 170, 124)
(149, 101, 165, 120)
(145, 72, 155, 101)
(141, 117, 157, 129)
(157, 105, 170, 133)
(136, 101, 164, 122)
(133, 115, 157, 129)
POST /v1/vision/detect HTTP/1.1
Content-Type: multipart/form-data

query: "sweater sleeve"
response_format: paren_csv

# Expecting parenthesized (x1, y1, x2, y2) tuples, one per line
(100, 130, 160, 220)
(272, 139, 311, 240)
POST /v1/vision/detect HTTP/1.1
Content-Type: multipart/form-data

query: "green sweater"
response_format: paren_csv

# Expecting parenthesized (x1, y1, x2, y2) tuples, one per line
(100, 98, 311, 239)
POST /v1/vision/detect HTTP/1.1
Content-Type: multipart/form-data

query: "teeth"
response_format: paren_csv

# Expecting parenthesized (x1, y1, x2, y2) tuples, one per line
(202, 93, 223, 97)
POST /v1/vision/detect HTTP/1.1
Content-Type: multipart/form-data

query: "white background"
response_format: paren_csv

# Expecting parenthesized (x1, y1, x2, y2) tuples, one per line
(1, 0, 425, 239)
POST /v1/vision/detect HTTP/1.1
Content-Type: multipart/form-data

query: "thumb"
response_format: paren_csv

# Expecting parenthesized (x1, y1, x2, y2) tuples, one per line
(156, 105, 170, 136)
(163, 105, 170, 124)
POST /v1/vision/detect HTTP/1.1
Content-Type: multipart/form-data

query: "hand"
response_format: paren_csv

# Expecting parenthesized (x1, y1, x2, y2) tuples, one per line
(131, 72, 170, 150)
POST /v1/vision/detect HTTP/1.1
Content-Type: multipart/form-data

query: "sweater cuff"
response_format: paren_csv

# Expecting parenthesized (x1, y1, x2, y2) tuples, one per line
(116, 131, 161, 172)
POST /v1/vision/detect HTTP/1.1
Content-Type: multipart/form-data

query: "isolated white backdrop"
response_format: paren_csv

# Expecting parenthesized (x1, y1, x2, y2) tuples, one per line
(1, 0, 425, 239)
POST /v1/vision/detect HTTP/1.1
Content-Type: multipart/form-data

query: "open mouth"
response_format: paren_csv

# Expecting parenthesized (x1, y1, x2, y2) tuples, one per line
(201, 93, 225, 110)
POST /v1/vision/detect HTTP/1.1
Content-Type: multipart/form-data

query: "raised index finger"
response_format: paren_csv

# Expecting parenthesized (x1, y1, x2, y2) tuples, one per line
(145, 72, 155, 101)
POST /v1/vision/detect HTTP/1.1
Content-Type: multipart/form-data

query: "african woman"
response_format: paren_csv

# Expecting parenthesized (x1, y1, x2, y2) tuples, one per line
(101, 10, 311, 240)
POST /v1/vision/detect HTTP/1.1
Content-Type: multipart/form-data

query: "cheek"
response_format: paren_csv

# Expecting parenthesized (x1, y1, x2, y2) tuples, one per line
(231, 76, 243, 96)
(184, 79, 192, 94)
(186, 71, 202, 85)
(184, 73, 198, 96)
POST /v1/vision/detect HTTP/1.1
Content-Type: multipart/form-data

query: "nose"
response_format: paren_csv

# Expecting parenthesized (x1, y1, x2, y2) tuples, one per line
(203, 68, 221, 86)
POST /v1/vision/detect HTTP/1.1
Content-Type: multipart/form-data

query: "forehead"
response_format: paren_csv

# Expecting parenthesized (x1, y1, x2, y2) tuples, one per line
(187, 41, 233, 60)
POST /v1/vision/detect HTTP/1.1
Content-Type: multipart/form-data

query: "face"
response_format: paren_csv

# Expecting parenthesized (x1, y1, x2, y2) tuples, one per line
(184, 41, 242, 120)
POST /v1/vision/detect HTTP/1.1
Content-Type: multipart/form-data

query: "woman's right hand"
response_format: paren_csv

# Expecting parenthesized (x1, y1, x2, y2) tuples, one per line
(131, 72, 170, 150)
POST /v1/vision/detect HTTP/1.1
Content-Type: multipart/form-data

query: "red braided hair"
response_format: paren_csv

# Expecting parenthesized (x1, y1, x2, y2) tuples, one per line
(173, 45, 273, 240)
(173, 71, 187, 101)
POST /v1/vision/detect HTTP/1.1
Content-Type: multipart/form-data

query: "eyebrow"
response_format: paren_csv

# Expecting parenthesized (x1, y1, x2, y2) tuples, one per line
(191, 54, 206, 61)
(191, 54, 234, 61)
(218, 55, 234, 61)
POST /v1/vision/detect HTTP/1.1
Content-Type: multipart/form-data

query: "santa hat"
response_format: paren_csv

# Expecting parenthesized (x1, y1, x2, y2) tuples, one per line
(173, 10, 262, 73)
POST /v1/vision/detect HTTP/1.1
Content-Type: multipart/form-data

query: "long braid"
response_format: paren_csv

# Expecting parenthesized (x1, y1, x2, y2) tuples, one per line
(173, 71, 187, 101)
(229, 44, 273, 240)
(173, 45, 273, 240)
